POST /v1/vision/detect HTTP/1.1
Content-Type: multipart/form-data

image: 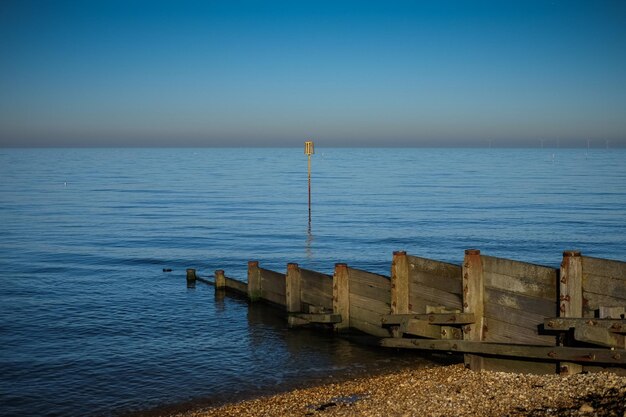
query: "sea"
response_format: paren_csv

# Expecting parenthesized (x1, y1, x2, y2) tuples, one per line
(1, 147, 625, 416)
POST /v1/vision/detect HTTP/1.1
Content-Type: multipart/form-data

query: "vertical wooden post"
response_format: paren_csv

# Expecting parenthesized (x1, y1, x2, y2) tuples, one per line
(391, 251, 410, 314)
(248, 261, 261, 302)
(214, 269, 226, 290)
(559, 250, 583, 375)
(462, 249, 485, 371)
(391, 251, 410, 337)
(304, 140, 314, 231)
(186, 268, 197, 281)
(333, 263, 350, 331)
(286, 263, 302, 313)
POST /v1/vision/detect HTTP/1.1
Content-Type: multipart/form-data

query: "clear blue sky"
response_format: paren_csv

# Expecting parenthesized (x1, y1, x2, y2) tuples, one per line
(1, 0, 625, 147)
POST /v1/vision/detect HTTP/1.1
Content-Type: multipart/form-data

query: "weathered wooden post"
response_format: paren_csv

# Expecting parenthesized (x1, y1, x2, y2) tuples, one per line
(333, 263, 350, 331)
(391, 251, 410, 337)
(286, 263, 305, 327)
(462, 249, 485, 371)
(559, 250, 583, 375)
(286, 263, 302, 313)
(186, 268, 197, 282)
(391, 251, 410, 313)
(215, 269, 226, 290)
(248, 261, 262, 302)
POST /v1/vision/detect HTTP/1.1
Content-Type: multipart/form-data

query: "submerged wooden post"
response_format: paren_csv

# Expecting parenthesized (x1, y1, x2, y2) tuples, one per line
(248, 261, 262, 302)
(462, 249, 485, 371)
(333, 263, 350, 331)
(214, 269, 226, 290)
(559, 250, 583, 375)
(304, 140, 314, 231)
(186, 268, 197, 282)
(286, 263, 302, 313)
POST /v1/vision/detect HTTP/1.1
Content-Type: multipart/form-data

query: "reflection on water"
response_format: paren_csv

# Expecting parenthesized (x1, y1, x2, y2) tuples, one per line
(305, 231, 314, 261)
(2, 148, 624, 417)
(134, 291, 450, 416)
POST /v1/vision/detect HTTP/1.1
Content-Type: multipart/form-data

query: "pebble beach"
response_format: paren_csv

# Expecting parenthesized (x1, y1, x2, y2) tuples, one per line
(172, 364, 626, 417)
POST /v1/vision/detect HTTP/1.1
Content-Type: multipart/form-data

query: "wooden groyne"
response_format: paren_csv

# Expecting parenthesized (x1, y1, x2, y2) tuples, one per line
(190, 249, 626, 375)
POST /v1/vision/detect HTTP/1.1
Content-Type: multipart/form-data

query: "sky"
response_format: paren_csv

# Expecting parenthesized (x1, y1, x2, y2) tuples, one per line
(1, 0, 625, 147)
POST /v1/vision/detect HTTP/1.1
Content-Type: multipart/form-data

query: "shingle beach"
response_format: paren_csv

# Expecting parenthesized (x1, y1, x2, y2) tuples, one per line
(172, 364, 626, 417)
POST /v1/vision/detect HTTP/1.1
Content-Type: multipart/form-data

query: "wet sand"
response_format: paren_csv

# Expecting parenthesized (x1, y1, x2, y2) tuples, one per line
(170, 364, 626, 417)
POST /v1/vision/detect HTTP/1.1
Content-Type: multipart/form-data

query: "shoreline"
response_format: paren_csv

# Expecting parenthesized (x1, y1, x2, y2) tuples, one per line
(125, 352, 460, 417)
(166, 364, 626, 417)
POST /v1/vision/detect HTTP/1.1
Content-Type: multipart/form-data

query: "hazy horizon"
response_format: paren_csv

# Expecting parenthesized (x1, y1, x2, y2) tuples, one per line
(2, 1, 625, 148)
(1, 141, 622, 149)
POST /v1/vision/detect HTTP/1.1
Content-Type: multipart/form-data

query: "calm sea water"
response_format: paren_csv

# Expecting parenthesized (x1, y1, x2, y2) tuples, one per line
(1, 148, 625, 416)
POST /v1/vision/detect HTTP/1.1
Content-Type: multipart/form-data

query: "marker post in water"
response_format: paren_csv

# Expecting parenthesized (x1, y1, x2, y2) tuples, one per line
(304, 141, 314, 231)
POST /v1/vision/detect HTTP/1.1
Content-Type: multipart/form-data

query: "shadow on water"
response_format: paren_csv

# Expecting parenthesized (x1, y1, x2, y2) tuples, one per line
(126, 295, 460, 417)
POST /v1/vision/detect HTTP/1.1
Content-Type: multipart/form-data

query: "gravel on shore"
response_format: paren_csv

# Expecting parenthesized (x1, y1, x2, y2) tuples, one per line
(173, 364, 626, 417)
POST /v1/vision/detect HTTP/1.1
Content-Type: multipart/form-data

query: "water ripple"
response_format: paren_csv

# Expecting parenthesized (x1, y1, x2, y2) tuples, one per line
(1, 148, 625, 416)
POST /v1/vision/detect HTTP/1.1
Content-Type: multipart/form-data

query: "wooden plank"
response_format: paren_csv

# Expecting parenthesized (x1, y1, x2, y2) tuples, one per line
(260, 289, 286, 307)
(224, 277, 248, 295)
(406, 298, 429, 314)
(544, 318, 626, 333)
(300, 268, 333, 284)
(350, 304, 387, 328)
(379, 338, 626, 365)
(349, 293, 390, 316)
(574, 324, 625, 348)
(350, 317, 391, 338)
(441, 326, 462, 340)
(481, 357, 557, 375)
(306, 305, 330, 314)
(287, 316, 309, 327)
(196, 276, 214, 286)
(300, 276, 331, 292)
(482, 255, 556, 284)
(347, 268, 390, 290)
(485, 302, 548, 331)
(301, 279, 332, 297)
(290, 313, 342, 324)
(301, 287, 333, 310)
(409, 293, 438, 314)
(582, 256, 626, 280)
(484, 317, 556, 346)
(599, 306, 625, 319)
(407, 255, 462, 279)
(350, 279, 391, 303)
(584, 292, 626, 312)
(300, 269, 333, 294)
(409, 270, 463, 296)
(409, 282, 463, 310)
(260, 268, 286, 296)
(301, 281, 332, 300)
(583, 274, 626, 301)
(485, 288, 557, 318)
(426, 306, 461, 314)
(400, 319, 441, 339)
(484, 271, 556, 300)
(381, 313, 475, 326)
